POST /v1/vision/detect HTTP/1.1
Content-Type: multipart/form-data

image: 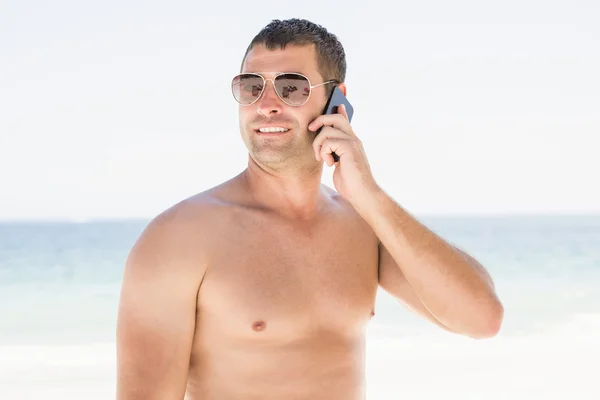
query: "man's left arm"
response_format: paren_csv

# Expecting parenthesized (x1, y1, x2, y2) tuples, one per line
(359, 189, 504, 339)
(309, 104, 504, 339)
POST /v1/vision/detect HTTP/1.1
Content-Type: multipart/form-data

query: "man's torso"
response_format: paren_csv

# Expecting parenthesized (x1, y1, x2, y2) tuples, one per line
(180, 180, 380, 399)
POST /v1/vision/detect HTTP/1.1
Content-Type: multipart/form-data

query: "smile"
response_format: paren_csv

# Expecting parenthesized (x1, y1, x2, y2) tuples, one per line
(257, 127, 289, 133)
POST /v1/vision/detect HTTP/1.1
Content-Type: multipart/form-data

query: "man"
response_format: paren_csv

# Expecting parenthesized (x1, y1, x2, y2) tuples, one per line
(116, 18, 503, 400)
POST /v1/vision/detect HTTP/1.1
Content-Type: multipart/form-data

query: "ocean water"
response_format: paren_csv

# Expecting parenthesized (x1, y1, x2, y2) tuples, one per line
(1, 215, 599, 399)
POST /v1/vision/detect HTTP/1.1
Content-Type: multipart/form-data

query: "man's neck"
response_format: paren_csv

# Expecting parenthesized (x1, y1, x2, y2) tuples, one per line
(242, 157, 327, 220)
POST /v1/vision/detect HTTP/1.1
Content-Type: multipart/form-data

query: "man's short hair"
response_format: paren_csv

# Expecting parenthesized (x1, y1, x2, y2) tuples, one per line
(242, 18, 347, 97)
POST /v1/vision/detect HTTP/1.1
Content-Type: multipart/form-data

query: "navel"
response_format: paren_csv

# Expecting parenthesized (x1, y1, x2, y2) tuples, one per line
(252, 320, 267, 332)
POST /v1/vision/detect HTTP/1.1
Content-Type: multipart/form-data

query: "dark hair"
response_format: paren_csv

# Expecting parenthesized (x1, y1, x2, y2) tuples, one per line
(242, 19, 347, 95)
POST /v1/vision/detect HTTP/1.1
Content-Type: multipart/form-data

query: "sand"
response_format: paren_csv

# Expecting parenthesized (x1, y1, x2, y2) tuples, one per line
(1, 334, 597, 399)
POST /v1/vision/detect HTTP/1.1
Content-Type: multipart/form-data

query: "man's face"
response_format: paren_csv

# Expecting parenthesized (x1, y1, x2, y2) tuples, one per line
(238, 44, 330, 171)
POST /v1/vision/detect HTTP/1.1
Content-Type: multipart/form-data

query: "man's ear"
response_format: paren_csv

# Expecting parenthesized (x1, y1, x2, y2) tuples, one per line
(337, 83, 347, 96)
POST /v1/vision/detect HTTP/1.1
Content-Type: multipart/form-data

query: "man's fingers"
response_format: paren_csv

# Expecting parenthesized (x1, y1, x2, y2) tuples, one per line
(313, 127, 347, 160)
(319, 138, 346, 167)
(308, 113, 353, 136)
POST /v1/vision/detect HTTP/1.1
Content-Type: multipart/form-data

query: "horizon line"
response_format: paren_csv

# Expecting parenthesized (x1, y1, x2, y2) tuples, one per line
(2, 211, 600, 224)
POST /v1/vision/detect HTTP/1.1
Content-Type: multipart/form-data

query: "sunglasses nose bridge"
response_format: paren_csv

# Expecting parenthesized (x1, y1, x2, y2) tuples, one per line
(258, 78, 285, 104)
(262, 78, 278, 97)
(266, 77, 310, 106)
(253, 78, 285, 114)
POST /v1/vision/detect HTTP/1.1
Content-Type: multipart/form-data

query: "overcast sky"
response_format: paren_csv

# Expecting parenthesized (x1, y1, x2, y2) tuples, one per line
(1, 0, 598, 221)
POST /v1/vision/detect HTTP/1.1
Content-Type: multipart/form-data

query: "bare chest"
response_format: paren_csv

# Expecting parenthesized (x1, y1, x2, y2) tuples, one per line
(196, 213, 380, 343)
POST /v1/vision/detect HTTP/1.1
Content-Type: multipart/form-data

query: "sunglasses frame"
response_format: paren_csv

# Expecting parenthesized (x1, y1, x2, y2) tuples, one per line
(232, 72, 338, 107)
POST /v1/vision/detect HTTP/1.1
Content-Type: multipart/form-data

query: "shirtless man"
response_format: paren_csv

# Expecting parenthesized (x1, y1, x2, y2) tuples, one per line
(116, 18, 504, 400)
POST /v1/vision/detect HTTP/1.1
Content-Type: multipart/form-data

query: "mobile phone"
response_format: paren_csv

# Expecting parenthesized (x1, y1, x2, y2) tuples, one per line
(318, 86, 354, 162)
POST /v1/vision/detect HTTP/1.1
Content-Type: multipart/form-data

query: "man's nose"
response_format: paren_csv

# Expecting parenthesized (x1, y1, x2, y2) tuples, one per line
(256, 80, 283, 116)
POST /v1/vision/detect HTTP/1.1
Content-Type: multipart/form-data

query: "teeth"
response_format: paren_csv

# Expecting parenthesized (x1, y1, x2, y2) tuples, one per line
(258, 127, 289, 133)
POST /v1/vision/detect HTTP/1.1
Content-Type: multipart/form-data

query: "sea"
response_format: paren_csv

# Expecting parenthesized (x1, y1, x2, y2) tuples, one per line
(1, 215, 599, 399)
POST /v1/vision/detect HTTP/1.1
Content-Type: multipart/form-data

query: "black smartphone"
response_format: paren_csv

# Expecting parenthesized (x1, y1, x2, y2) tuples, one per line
(318, 86, 354, 162)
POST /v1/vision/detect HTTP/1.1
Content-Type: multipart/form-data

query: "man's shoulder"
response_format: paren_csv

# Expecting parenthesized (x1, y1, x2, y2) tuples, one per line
(320, 183, 378, 241)
(321, 184, 367, 219)
(144, 176, 245, 237)
(127, 179, 244, 272)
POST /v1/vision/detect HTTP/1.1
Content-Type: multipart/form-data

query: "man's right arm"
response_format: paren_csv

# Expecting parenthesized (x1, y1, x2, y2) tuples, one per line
(116, 207, 207, 399)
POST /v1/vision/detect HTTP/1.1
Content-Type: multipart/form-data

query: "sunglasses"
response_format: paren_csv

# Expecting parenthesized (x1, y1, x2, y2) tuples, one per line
(231, 72, 338, 107)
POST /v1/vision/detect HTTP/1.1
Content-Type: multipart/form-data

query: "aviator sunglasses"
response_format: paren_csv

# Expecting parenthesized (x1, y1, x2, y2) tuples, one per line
(231, 72, 338, 107)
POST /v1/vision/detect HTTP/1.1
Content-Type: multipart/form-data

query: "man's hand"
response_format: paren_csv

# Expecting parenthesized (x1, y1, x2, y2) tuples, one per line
(309, 104, 379, 207)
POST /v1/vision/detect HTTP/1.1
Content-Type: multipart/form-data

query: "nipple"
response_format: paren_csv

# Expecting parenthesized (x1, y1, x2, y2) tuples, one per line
(252, 320, 266, 332)
(370, 310, 375, 318)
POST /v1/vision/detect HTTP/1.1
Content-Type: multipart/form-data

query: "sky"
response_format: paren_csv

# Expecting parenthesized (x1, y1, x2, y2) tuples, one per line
(1, 0, 599, 221)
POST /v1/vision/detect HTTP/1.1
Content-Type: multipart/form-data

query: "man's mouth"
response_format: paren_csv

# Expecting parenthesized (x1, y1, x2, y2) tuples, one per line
(256, 127, 290, 133)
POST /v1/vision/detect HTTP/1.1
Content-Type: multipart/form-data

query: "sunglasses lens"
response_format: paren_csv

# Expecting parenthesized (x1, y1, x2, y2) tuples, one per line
(274, 73, 311, 106)
(232, 74, 264, 105)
